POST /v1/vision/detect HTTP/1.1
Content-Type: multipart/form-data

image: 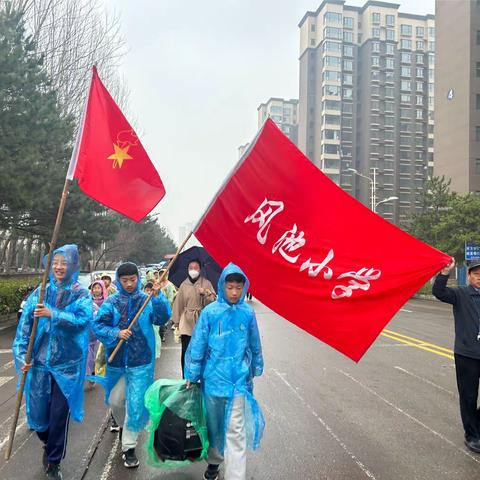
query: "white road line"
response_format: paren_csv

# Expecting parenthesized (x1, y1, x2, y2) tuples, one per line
(0, 360, 14, 373)
(160, 346, 181, 350)
(0, 350, 11, 354)
(271, 368, 377, 480)
(0, 377, 13, 388)
(394, 366, 456, 397)
(338, 369, 480, 465)
(0, 417, 28, 451)
(400, 308, 413, 313)
(99, 435, 120, 480)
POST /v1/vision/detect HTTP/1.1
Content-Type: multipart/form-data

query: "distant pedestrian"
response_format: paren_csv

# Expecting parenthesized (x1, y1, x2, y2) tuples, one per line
(433, 258, 480, 453)
(171, 259, 215, 377)
(101, 272, 117, 295)
(92, 262, 171, 469)
(185, 263, 264, 480)
(13, 244, 92, 480)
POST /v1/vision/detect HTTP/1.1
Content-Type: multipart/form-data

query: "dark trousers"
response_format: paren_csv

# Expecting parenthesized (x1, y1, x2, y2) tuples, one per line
(36, 376, 70, 464)
(181, 334, 191, 379)
(455, 353, 480, 441)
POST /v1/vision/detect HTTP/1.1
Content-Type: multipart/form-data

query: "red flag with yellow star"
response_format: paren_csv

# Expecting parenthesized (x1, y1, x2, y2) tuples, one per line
(67, 66, 166, 222)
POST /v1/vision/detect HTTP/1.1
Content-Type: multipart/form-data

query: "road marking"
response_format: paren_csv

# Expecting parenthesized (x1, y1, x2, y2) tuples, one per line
(339, 369, 480, 465)
(400, 308, 413, 313)
(272, 368, 377, 479)
(0, 350, 11, 355)
(0, 417, 27, 451)
(0, 377, 13, 388)
(381, 330, 454, 360)
(0, 361, 14, 373)
(160, 346, 181, 350)
(394, 366, 456, 397)
(99, 435, 120, 480)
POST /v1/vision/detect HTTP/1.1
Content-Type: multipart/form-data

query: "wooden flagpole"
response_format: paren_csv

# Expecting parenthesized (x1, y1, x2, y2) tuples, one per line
(107, 229, 194, 364)
(5, 178, 72, 460)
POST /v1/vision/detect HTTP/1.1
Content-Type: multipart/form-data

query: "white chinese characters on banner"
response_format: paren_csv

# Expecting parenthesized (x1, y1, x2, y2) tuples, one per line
(244, 198, 284, 245)
(244, 198, 382, 299)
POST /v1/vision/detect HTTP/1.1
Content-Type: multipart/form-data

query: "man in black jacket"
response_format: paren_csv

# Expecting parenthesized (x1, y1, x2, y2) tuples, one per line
(433, 259, 480, 453)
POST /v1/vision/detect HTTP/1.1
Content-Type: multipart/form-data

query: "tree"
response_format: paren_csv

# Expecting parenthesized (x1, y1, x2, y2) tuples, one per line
(408, 176, 480, 262)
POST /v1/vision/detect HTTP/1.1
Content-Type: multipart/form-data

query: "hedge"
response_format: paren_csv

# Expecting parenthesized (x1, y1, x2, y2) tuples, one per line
(0, 276, 41, 315)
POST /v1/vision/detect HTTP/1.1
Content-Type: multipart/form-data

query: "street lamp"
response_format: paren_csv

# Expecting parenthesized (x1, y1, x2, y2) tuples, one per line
(347, 167, 378, 211)
(375, 196, 398, 212)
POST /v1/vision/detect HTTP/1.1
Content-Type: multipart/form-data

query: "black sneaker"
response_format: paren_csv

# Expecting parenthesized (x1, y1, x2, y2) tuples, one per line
(465, 438, 480, 453)
(122, 448, 139, 468)
(45, 463, 63, 480)
(203, 464, 220, 480)
(110, 413, 120, 432)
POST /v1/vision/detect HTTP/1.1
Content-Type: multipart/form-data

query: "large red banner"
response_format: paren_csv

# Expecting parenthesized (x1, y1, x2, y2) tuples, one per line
(195, 119, 450, 361)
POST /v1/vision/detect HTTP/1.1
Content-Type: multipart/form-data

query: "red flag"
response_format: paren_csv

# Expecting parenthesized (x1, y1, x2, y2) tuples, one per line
(195, 119, 450, 362)
(67, 67, 165, 222)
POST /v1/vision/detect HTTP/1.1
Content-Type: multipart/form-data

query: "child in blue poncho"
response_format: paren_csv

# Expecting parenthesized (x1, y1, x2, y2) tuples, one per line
(92, 262, 171, 469)
(13, 244, 92, 480)
(185, 263, 264, 480)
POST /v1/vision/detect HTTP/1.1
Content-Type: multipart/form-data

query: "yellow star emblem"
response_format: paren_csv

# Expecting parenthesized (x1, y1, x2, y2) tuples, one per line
(107, 143, 133, 169)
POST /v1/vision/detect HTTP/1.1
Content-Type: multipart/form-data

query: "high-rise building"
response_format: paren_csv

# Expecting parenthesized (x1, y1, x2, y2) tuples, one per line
(257, 97, 299, 144)
(298, 0, 434, 223)
(434, 0, 480, 193)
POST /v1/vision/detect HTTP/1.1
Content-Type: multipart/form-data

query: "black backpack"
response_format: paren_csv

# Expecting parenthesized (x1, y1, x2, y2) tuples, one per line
(153, 406, 204, 462)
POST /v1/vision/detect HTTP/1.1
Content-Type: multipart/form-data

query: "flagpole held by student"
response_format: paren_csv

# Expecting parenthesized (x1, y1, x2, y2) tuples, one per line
(91, 262, 171, 469)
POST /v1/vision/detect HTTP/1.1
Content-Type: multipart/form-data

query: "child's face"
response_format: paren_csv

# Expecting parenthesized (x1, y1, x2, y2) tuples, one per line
(102, 277, 111, 288)
(224, 281, 244, 304)
(119, 274, 138, 293)
(52, 254, 67, 281)
(145, 287, 152, 295)
(92, 284, 102, 297)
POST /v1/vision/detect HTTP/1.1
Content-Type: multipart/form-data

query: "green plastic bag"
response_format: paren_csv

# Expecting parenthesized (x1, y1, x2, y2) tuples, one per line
(144, 379, 209, 469)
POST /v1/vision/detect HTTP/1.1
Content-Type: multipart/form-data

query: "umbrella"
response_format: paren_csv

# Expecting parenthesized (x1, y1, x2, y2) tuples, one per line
(168, 246, 222, 292)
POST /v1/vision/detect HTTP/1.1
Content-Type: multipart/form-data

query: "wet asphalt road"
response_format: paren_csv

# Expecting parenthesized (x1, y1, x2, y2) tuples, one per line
(0, 298, 479, 480)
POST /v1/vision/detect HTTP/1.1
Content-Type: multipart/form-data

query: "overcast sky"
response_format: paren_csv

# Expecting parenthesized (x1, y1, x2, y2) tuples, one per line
(104, 0, 435, 245)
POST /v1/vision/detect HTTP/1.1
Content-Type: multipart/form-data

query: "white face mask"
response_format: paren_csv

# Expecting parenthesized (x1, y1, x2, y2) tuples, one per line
(188, 269, 200, 280)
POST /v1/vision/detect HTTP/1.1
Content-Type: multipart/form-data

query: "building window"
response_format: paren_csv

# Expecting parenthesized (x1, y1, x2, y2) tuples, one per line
(400, 122, 411, 132)
(343, 73, 353, 84)
(324, 27, 342, 39)
(416, 54, 424, 64)
(324, 41, 342, 52)
(372, 70, 380, 81)
(343, 117, 353, 128)
(372, 41, 380, 53)
(372, 56, 380, 67)
(371, 85, 380, 95)
(325, 56, 341, 67)
(343, 16, 354, 29)
(401, 24, 412, 36)
(416, 40, 424, 50)
(372, 12, 381, 24)
(311, 24, 316, 32)
(385, 130, 395, 141)
(386, 29, 395, 41)
(324, 85, 340, 96)
(310, 39, 316, 46)
(401, 39, 412, 50)
(324, 12, 342, 24)
(385, 101, 395, 113)
(323, 100, 341, 111)
(416, 109, 423, 119)
(400, 108, 411, 118)
(401, 52, 412, 63)
(476, 159, 480, 175)
(429, 41, 435, 51)
(385, 116, 395, 126)
(386, 43, 395, 55)
(401, 66, 411, 77)
(476, 126, 480, 141)
(371, 99, 380, 110)
(343, 45, 354, 57)
(428, 53, 435, 65)
(386, 58, 395, 69)
(324, 70, 341, 81)
(385, 87, 394, 97)
(416, 67, 424, 77)
(416, 81, 424, 91)
(416, 95, 423, 105)
(343, 59, 353, 70)
(416, 26, 424, 37)
(428, 27, 435, 37)
(372, 27, 380, 38)
(343, 88, 353, 99)
(343, 102, 353, 113)
(401, 94, 411, 103)
(343, 31, 354, 43)
(386, 14, 395, 26)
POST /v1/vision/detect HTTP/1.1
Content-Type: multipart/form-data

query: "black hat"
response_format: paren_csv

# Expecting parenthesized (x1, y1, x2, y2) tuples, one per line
(467, 261, 480, 273)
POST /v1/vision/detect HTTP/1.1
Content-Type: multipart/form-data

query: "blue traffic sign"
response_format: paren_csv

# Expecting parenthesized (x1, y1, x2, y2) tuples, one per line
(465, 243, 480, 260)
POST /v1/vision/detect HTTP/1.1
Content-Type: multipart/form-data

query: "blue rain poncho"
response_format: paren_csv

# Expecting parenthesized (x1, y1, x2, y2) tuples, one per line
(12, 244, 92, 430)
(92, 267, 171, 432)
(184, 263, 265, 454)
